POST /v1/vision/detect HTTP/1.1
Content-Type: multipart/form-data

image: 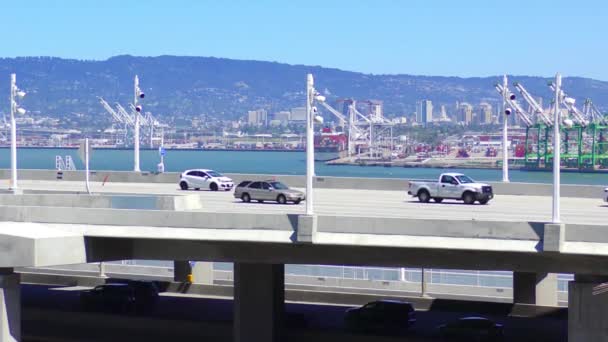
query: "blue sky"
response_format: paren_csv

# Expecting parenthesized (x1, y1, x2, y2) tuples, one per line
(1, 0, 607, 80)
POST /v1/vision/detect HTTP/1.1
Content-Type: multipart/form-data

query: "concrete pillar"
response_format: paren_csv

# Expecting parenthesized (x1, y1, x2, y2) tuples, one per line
(234, 263, 284, 342)
(173, 261, 191, 282)
(0, 268, 20, 342)
(513, 272, 558, 306)
(569, 275, 608, 341)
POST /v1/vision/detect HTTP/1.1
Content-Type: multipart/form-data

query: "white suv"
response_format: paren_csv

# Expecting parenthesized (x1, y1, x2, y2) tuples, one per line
(179, 169, 234, 191)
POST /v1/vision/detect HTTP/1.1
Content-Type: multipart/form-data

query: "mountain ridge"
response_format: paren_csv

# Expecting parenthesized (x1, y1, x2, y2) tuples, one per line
(0, 55, 606, 121)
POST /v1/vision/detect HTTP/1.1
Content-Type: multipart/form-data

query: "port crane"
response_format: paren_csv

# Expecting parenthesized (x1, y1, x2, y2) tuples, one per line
(316, 99, 367, 156)
(512, 82, 553, 126)
(584, 99, 607, 125)
(494, 83, 534, 127)
(548, 82, 588, 127)
(498, 78, 608, 170)
(99, 98, 165, 149)
(315, 96, 394, 159)
(98, 97, 131, 146)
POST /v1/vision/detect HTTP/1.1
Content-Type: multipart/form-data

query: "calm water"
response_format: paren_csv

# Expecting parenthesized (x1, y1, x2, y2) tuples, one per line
(2, 147, 608, 185)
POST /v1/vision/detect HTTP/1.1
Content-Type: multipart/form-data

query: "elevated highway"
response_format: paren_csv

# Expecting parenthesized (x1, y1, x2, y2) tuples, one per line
(0, 171, 607, 341)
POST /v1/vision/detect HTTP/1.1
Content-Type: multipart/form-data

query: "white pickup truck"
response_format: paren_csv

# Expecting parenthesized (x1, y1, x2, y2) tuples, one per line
(407, 173, 494, 205)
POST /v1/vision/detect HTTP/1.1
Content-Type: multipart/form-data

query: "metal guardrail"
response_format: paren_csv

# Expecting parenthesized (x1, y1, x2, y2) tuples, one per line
(30, 262, 572, 296)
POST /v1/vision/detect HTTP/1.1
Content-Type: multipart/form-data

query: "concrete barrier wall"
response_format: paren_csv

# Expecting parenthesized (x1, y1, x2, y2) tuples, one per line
(0, 193, 203, 211)
(317, 216, 543, 240)
(0, 204, 545, 242)
(0, 169, 604, 198)
(0, 205, 296, 232)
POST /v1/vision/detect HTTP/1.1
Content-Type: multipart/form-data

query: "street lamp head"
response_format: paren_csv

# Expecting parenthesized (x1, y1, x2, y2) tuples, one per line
(564, 97, 576, 106)
(16, 108, 26, 115)
(563, 118, 574, 128)
(135, 105, 142, 112)
(139, 92, 145, 99)
(504, 108, 512, 116)
(16, 91, 26, 98)
(314, 115, 324, 124)
(314, 95, 326, 102)
(509, 93, 516, 100)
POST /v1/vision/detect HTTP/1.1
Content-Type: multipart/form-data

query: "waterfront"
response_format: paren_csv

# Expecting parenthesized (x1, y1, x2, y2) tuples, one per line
(2, 147, 608, 185)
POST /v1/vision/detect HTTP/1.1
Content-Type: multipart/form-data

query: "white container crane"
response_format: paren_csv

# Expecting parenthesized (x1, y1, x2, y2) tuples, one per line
(114, 103, 135, 126)
(548, 82, 588, 127)
(494, 83, 534, 127)
(512, 82, 553, 126)
(316, 99, 366, 156)
(583, 99, 607, 125)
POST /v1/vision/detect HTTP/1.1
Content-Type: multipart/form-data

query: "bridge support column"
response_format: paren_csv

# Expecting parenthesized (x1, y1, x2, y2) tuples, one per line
(234, 263, 284, 342)
(173, 260, 191, 282)
(0, 268, 20, 342)
(569, 275, 608, 342)
(513, 272, 557, 306)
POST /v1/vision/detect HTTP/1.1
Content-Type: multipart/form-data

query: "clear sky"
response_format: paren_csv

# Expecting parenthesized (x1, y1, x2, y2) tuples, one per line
(1, 0, 607, 80)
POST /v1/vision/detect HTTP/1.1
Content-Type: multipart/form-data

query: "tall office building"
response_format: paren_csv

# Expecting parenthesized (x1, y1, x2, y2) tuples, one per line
(273, 111, 291, 124)
(421, 100, 433, 125)
(289, 107, 307, 122)
(247, 109, 268, 126)
(459, 103, 473, 125)
(479, 103, 493, 124)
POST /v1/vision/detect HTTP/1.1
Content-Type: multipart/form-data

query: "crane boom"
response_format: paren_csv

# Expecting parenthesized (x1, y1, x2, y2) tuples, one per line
(98, 97, 125, 124)
(549, 82, 588, 127)
(512, 82, 553, 126)
(318, 101, 347, 126)
(129, 104, 150, 125)
(584, 99, 607, 125)
(115, 103, 135, 126)
(494, 84, 534, 127)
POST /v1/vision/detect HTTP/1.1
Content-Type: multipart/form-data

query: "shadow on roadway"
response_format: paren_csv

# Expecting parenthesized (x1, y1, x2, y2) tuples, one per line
(405, 200, 489, 206)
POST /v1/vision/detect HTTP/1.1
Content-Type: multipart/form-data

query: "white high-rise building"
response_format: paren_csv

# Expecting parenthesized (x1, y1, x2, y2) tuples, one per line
(421, 100, 433, 125)
(290, 107, 307, 122)
(247, 109, 268, 126)
(273, 111, 291, 124)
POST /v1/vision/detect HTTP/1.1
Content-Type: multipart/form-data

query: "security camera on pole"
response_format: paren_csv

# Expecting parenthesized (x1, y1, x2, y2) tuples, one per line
(306, 74, 315, 216)
(133, 75, 145, 172)
(552, 73, 562, 223)
(501, 74, 512, 183)
(305, 74, 325, 216)
(9, 74, 26, 194)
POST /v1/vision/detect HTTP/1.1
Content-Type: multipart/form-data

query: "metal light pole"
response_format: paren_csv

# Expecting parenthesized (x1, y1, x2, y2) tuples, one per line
(160, 127, 165, 169)
(85, 138, 91, 194)
(552, 73, 562, 223)
(306, 74, 315, 216)
(133, 75, 141, 172)
(9, 74, 17, 191)
(9, 74, 25, 193)
(501, 75, 510, 182)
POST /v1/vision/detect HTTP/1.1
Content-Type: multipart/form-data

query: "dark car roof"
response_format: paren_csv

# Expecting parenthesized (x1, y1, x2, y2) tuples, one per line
(100, 283, 129, 288)
(459, 316, 492, 321)
(445, 316, 501, 328)
(373, 300, 413, 306)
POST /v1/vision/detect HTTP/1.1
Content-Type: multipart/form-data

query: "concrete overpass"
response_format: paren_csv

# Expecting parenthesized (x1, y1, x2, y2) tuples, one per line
(1, 170, 608, 341)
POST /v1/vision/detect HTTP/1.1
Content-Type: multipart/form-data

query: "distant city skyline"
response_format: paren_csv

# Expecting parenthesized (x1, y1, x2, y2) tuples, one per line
(1, 0, 607, 80)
